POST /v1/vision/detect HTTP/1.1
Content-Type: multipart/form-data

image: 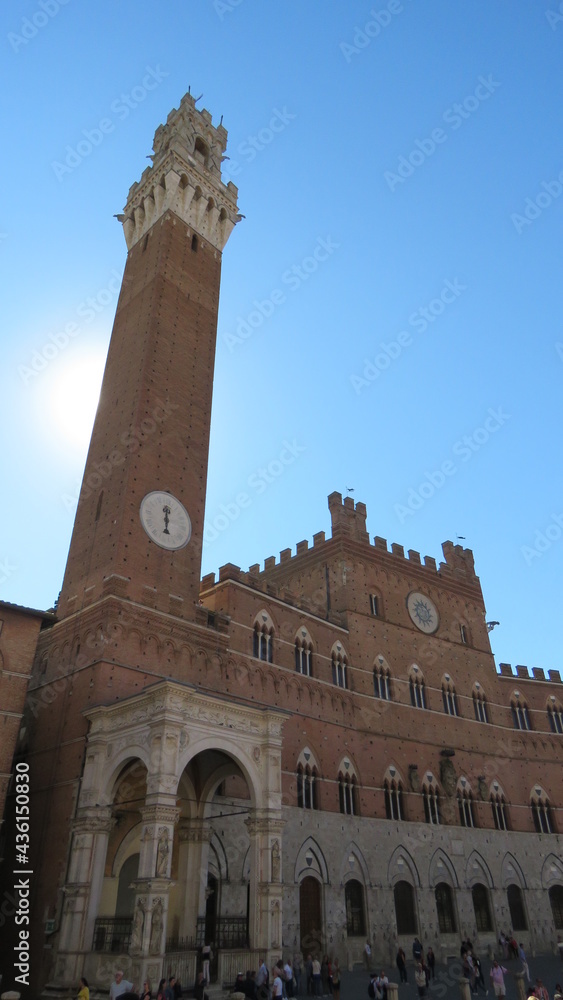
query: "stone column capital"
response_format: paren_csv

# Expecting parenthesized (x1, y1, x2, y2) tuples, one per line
(141, 804, 180, 825)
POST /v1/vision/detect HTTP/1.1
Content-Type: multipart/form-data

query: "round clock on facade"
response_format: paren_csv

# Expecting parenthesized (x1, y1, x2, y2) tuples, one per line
(407, 591, 439, 633)
(139, 491, 192, 550)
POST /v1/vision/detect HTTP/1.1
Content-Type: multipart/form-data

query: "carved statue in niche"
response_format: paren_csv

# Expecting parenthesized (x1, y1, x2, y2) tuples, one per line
(155, 829, 170, 877)
(149, 900, 163, 955)
(271, 839, 281, 882)
(130, 900, 145, 953)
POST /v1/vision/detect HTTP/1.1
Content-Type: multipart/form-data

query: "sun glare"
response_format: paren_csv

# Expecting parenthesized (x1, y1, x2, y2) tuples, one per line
(46, 352, 106, 450)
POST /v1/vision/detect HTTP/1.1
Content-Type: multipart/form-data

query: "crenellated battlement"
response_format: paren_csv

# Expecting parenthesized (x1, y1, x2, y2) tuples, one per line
(497, 662, 562, 684)
(204, 491, 479, 585)
(120, 91, 240, 252)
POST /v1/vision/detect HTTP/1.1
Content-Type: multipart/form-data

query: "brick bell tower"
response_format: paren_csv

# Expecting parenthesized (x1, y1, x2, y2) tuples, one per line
(16, 97, 241, 993)
(58, 93, 239, 621)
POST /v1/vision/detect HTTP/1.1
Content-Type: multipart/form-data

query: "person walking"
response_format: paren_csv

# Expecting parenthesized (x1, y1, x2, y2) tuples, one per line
(490, 961, 508, 999)
(415, 962, 427, 999)
(396, 948, 408, 984)
(426, 949, 435, 981)
(364, 940, 372, 971)
(331, 961, 341, 1000)
(312, 957, 322, 997)
(202, 944, 212, 985)
(518, 944, 530, 986)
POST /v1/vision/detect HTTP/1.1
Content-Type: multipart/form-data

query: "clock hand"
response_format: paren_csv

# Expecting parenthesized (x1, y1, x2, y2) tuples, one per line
(162, 504, 171, 535)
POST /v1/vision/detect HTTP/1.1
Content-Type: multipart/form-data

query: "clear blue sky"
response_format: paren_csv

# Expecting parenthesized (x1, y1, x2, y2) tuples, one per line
(2, 1, 563, 675)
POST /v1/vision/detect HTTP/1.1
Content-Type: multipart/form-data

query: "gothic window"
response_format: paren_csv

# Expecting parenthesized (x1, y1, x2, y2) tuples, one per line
(549, 885, 563, 929)
(472, 883, 493, 932)
(422, 775, 440, 825)
(339, 774, 358, 816)
(297, 764, 318, 810)
(253, 612, 274, 662)
(547, 699, 563, 734)
(409, 666, 427, 709)
(384, 776, 404, 820)
(345, 879, 366, 936)
(507, 884, 528, 931)
(490, 785, 509, 831)
(457, 779, 475, 828)
(295, 629, 313, 676)
(435, 882, 457, 934)
(394, 880, 418, 935)
(511, 693, 531, 730)
(530, 787, 554, 834)
(442, 675, 459, 717)
(473, 684, 489, 723)
(460, 624, 469, 644)
(297, 748, 319, 810)
(332, 644, 348, 689)
(374, 656, 391, 700)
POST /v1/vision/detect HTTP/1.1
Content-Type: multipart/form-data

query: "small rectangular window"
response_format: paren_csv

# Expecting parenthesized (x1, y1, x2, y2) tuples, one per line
(370, 594, 379, 616)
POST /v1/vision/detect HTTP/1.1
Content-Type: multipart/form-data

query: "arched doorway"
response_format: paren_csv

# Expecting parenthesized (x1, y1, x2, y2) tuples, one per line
(300, 876, 322, 956)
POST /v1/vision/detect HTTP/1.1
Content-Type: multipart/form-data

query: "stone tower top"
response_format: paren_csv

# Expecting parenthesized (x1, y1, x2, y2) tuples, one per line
(121, 91, 240, 252)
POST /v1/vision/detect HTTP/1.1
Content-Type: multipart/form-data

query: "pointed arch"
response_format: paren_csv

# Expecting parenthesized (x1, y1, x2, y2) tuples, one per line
(547, 694, 563, 733)
(295, 837, 329, 883)
(253, 608, 275, 663)
(338, 755, 359, 816)
(466, 850, 494, 888)
(541, 853, 563, 889)
(383, 764, 405, 821)
(428, 848, 460, 889)
(501, 852, 527, 889)
(374, 654, 392, 700)
(339, 841, 370, 887)
(388, 845, 421, 887)
(409, 663, 427, 708)
(331, 640, 348, 689)
(441, 672, 460, 717)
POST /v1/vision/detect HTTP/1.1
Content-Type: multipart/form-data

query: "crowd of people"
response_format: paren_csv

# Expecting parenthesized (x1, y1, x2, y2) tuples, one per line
(81, 939, 563, 1000)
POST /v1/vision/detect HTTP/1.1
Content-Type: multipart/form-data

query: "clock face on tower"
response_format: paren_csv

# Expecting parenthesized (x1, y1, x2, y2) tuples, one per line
(407, 591, 439, 633)
(139, 491, 192, 550)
